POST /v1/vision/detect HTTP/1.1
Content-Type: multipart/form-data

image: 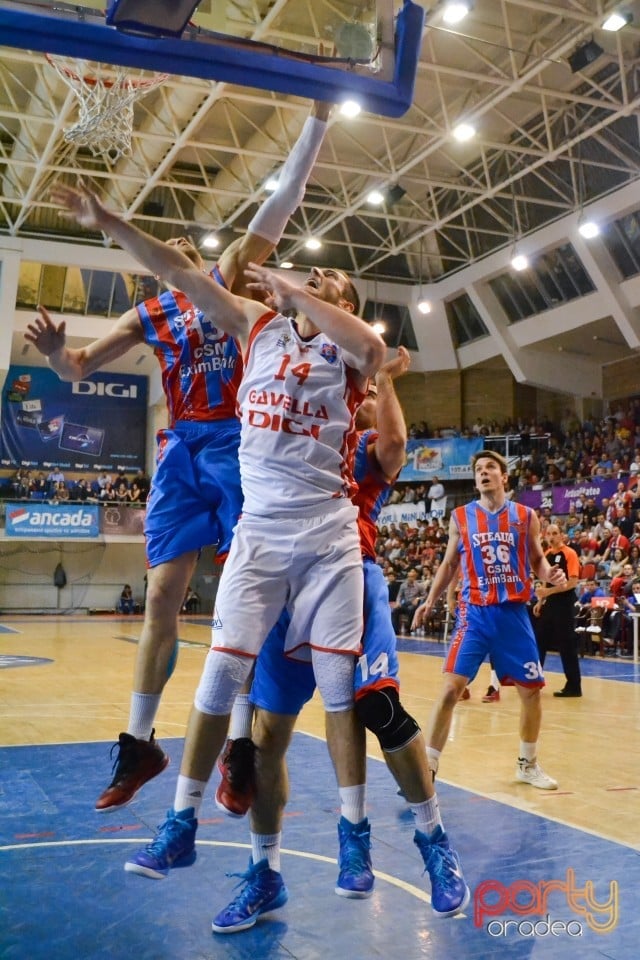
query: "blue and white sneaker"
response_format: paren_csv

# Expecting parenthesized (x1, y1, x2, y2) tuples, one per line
(124, 807, 197, 879)
(212, 858, 288, 934)
(414, 825, 470, 918)
(335, 816, 374, 899)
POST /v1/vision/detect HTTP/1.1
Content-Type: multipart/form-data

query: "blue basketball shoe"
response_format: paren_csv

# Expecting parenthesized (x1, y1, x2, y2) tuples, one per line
(212, 859, 288, 934)
(124, 807, 197, 879)
(414, 825, 470, 918)
(335, 816, 374, 898)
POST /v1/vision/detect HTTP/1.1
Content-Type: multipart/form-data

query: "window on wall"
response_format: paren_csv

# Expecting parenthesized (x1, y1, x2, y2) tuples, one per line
(362, 300, 418, 350)
(603, 211, 640, 279)
(488, 243, 595, 322)
(445, 294, 489, 347)
(16, 262, 163, 315)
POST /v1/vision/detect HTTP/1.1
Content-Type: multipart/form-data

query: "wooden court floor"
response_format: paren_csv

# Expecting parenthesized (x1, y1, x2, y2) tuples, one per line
(1, 613, 639, 959)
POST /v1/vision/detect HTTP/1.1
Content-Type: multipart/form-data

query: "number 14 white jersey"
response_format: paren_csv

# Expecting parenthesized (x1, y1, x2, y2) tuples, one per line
(237, 311, 366, 516)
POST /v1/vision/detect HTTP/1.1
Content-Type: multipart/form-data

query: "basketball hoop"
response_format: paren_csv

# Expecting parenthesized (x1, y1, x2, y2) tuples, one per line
(46, 54, 168, 160)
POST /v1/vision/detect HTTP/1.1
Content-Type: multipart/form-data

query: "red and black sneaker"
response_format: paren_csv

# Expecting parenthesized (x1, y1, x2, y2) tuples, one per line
(95, 729, 169, 812)
(215, 737, 257, 818)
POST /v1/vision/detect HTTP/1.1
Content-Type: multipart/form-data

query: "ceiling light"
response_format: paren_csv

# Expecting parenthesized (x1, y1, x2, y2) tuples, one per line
(264, 176, 279, 192)
(305, 238, 322, 250)
(511, 253, 529, 271)
(442, 2, 471, 25)
(453, 122, 476, 142)
(202, 234, 219, 249)
(367, 189, 385, 205)
(340, 100, 362, 118)
(417, 299, 431, 315)
(280, 261, 294, 269)
(372, 321, 386, 334)
(568, 40, 604, 73)
(602, 11, 632, 31)
(578, 220, 600, 239)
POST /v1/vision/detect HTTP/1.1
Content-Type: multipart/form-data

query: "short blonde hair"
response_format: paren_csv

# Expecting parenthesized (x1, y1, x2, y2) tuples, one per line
(471, 450, 508, 474)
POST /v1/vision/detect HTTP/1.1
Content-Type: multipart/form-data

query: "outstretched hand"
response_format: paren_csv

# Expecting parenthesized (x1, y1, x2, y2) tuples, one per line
(50, 178, 108, 230)
(24, 305, 66, 357)
(244, 262, 299, 313)
(379, 345, 411, 380)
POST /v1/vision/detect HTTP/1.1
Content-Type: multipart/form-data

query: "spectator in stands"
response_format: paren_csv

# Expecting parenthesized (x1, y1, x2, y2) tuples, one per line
(119, 584, 134, 615)
(29, 472, 47, 499)
(100, 481, 116, 503)
(391, 568, 427, 635)
(97, 471, 112, 490)
(47, 466, 65, 486)
(427, 476, 446, 518)
(52, 481, 70, 502)
(129, 480, 144, 505)
(386, 570, 401, 605)
(114, 481, 131, 503)
(182, 586, 200, 614)
(607, 547, 629, 580)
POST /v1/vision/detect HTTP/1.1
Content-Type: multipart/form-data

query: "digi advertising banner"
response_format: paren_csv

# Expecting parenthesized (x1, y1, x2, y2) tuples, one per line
(398, 437, 484, 482)
(0, 366, 147, 472)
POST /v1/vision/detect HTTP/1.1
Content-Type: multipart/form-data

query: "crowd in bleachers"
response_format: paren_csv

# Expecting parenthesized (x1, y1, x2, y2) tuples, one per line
(377, 399, 640, 651)
(1, 467, 151, 505)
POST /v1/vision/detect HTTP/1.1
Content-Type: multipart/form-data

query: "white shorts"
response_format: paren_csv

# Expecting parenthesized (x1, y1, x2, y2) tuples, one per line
(211, 500, 363, 659)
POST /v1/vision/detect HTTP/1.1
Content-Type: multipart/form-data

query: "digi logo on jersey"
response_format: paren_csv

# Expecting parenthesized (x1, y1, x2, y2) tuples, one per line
(72, 381, 138, 399)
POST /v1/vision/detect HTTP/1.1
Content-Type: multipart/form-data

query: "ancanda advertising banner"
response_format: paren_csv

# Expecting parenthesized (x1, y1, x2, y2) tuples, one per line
(4, 502, 100, 538)
(0, 365, 147, 472)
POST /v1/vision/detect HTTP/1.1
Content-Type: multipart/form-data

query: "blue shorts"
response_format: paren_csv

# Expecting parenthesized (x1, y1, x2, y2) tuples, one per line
(144, 418, 242, 567)
(445, 599, 544, 687)
(355, 559, 400, 699)
(249, 559, 400, 715)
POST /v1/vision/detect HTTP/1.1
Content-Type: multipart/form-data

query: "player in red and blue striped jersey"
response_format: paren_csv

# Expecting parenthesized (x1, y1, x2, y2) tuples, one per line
(25, 101, 331, 811)
(413, 450, 567, 791)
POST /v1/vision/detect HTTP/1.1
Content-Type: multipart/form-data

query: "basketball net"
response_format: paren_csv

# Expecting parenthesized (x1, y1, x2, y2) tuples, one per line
(46, 55, 168, 160)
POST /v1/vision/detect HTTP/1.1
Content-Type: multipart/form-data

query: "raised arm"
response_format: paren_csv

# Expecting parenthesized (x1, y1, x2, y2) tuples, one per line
(219, 101, 331, 294)
(49, 181, 262, 349)
(24, 304, 144, 381)
(373, 346, 411, 478)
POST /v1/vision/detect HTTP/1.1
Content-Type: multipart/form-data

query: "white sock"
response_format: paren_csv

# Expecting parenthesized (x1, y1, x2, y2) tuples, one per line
(174, 775, 207, 817)
(128, 692, 161, 740)
(410, 794, 442, 835)
(251, 832, 281, 872)
(490, 670, 500, 689)
(228, 694, 254, 740)
(339, 784, 366, 824)
(519, 741, 537, 762)
(426, 747, 441, 775)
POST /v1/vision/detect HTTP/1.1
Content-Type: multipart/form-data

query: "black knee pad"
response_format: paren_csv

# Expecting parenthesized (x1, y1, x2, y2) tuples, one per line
(355, 686, 420, 752)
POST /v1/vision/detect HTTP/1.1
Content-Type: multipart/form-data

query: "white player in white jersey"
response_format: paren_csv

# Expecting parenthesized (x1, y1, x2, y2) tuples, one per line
(51, 180, 386, 897)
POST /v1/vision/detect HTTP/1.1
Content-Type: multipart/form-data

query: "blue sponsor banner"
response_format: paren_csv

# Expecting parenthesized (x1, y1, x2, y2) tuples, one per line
(0, 365, 147, 471)
(398, 437, 484, 482)
(5, 502, 100, 538)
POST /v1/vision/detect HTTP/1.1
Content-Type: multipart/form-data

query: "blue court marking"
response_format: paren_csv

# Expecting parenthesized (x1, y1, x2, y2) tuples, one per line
(0, 624, 20, 634)
(0, 735, 637, 959)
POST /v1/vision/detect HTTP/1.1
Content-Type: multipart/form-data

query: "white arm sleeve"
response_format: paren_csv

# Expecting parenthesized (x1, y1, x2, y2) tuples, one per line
(247, 116, 327, 245)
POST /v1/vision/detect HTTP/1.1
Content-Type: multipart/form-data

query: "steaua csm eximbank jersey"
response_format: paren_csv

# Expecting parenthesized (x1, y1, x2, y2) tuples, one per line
(454, 499, 533, 606)
(136, 266, 243, 426)
(353, 428, 394, 560)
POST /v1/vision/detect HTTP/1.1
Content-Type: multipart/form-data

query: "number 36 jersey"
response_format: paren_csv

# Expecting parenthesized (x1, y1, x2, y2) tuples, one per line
(453, 499, 533, 606)
(237, 311, 366, 517)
